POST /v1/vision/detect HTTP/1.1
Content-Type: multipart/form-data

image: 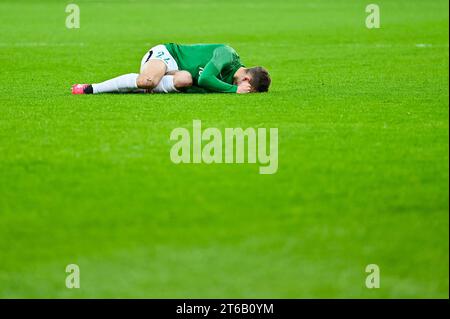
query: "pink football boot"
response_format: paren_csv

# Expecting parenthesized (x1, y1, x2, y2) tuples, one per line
(71, 84, 90, 94)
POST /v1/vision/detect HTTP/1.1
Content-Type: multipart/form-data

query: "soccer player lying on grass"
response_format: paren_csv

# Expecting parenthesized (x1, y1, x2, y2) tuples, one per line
(72, 43, 271, 95)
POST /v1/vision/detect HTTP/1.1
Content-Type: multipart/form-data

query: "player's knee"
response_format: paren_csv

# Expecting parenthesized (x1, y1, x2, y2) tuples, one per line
(137, 74, 159, 89)
(174, 71, 193, 88)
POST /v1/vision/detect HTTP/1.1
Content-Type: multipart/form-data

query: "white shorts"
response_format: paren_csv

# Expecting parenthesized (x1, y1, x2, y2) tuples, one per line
(140, 44, 179, 73)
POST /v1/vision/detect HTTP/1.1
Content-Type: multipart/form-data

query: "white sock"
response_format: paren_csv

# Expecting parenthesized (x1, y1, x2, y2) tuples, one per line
(152, 75, 179, 93)
(92, 73, 139, 94)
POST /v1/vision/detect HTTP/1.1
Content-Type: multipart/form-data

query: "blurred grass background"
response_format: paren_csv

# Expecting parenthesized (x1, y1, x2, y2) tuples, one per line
(0, 0, 448, 298)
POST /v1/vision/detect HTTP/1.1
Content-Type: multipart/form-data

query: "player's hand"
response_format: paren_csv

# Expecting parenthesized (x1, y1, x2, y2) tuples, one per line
(237, 82, 252, 94)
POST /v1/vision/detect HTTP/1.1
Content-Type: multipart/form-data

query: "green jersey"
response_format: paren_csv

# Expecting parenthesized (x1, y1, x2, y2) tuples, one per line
(164, 43, 244, 93)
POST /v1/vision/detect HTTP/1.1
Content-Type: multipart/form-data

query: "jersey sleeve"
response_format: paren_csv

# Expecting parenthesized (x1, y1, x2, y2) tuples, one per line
(197, 46, 238, 93)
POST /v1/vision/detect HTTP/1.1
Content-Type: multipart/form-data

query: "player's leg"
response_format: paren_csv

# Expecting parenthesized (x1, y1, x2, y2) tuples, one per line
(91, 73, 140, 94)
(140, 44, 183, 93)
(72, 73, 141, 94)
(173, 71, 193, 89)
(136, 59, 167, 91)
(72, 44, 177, 94)
(152, 71, 193, 93)
(72, 60, 166, 95)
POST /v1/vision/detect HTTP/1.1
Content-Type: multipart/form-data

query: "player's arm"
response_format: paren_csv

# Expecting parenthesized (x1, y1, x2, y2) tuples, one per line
(197, 46, 238, 93)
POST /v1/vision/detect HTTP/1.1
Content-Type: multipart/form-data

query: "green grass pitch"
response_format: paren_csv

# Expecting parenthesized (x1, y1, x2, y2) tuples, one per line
(0, 0, 448, 298)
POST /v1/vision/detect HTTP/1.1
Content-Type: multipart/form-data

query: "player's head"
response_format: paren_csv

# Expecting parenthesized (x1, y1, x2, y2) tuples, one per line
(235, 67, 271, 93)
(246, 67, 271, 92)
